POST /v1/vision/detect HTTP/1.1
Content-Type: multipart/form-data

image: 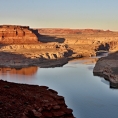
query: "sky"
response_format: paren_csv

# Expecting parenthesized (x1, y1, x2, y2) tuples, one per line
(0, 0, 118, 31)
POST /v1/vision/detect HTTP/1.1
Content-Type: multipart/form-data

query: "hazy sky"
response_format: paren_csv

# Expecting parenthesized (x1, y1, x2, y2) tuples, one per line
(0, 0, 118, 30)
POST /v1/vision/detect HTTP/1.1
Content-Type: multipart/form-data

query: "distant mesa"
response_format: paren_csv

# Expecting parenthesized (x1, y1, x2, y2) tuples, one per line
(0, 25, 39, 44)
(37, 28, 112, 35)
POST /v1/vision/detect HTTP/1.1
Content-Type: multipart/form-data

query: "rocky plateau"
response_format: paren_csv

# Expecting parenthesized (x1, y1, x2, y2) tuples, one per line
(0, 26, 118, 68)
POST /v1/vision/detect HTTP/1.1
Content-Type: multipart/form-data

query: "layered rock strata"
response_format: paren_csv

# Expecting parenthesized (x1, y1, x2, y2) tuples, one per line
(0, 25, 39, 44)
(1, 26, 118, 68)
(0, 44, 68, 68)
(93, 52, 118, 88)
(0, 80, 74, 118)
(38, 29, 118, 58)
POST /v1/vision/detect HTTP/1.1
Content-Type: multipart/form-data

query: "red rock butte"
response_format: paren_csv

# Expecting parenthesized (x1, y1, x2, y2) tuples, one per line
(0, 25, 39, 44)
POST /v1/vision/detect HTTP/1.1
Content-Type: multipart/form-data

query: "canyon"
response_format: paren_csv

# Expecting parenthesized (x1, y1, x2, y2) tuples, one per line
(1, 25, 118, 68)
(1, 25, 118, 117)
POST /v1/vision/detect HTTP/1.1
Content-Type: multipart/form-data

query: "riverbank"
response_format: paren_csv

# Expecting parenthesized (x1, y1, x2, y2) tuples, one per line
(93, 51, 118, 88)
(0, 80, 74, 118)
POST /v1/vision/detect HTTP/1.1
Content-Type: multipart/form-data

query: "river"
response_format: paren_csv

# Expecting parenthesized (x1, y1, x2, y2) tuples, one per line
(1, 57, 118, 118)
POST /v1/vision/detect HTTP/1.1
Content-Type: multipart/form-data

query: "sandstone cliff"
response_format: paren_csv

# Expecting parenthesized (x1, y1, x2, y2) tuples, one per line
(38, 28, 118, 58)
(0, 25, 39, 44)
(0, 26, 118, 68)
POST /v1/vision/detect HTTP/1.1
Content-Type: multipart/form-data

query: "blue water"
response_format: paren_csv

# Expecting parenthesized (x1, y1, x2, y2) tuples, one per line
(1, 59, 118, 118)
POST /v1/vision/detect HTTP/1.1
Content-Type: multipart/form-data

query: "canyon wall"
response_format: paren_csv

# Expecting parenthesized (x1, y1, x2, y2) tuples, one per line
(38, 28, 118, 58)
(0, 26, 118, 67)
(0, 25, 39, 44)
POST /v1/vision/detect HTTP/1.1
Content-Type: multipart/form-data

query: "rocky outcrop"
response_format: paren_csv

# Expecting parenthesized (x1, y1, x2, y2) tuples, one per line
(0, 80, 74, 118)
(0, 25, 39, 44)
(0, 47, 69, 68)
(1, 26, 118, 68)
(93, 52, 118, 88)
(38, 28, 118, 58)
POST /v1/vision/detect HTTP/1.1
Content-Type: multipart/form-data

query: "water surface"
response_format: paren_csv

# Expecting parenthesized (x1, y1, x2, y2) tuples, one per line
(1, 58, 118, 118)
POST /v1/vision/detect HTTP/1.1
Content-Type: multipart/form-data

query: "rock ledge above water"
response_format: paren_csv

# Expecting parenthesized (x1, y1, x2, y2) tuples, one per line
(93, 51, 118, 88)
(0, 80, 74, 118)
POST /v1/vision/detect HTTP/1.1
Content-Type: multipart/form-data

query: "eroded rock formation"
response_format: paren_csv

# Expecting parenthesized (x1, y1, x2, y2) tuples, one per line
(0, 26, 118, 68)
(93, 52, 118, 88)
(0, 80, 74, 118)
(0, 25, 39, 44)
(38, 28, 118, 58)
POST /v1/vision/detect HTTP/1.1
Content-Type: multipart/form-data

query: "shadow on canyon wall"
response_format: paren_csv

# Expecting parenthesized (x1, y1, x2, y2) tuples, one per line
(0, 51, 38, 75)
(0, 44, 9, 49)
(26, 28, 66, 43)
(30, 29, 40, 38)
(0, 28, 73, 75)
(0, 28, 66, 44)
(95, 43, 110, 56)
(0, 49, 74, 75)
(38, 35, 65, 43)
(97, 43, 110, 51)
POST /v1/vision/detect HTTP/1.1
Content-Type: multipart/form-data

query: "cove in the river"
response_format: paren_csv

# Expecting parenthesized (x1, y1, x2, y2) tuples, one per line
(1, 57, 118, 118)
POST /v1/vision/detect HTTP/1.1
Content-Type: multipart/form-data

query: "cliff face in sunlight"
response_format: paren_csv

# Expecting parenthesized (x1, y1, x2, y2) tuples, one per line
(0, 26, 118, 68)
(0, 25, 39, 44)
(38, 28, 118, 57)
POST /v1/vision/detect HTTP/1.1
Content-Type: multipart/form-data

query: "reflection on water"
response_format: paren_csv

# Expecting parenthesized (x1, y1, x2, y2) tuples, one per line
(1, 58, 118, 118)
(0, 66, 38, 75)
(69, 57, 98, 65)
(101, 78, 109, 86)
